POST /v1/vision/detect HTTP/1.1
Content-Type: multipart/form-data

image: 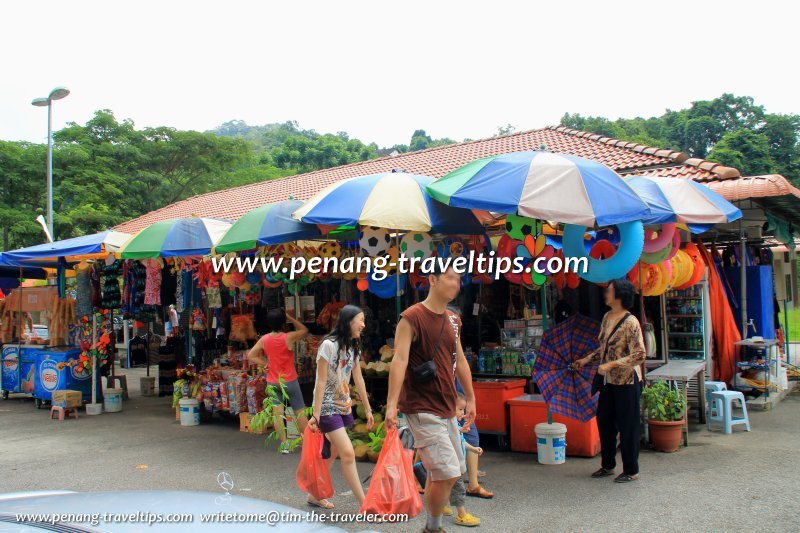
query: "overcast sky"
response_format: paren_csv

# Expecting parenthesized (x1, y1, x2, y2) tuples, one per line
(2, 0, 797, 148)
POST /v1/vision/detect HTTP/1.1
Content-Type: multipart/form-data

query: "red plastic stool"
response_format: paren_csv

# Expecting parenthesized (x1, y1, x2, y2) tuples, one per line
(50, 406, 79, 421)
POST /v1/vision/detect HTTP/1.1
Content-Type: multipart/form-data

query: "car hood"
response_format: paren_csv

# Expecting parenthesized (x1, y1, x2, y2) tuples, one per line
(0, 490, 374, 533)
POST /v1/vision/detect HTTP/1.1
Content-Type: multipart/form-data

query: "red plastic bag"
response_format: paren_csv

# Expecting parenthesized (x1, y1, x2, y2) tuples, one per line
(296, 426, 334, 501)
(360, 427, 423, 519)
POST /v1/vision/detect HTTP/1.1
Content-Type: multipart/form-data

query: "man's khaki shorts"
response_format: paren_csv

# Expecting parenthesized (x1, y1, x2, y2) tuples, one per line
(406, 412, 466, 481)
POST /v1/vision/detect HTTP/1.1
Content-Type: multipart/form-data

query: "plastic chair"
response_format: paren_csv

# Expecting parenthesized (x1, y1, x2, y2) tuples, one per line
(704, 381, 727, 428)
(709, 390, 750, 434)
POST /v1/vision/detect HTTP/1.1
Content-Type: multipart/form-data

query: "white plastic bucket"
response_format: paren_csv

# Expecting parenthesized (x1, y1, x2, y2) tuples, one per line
(179, 398, 200, 426)
(140, 376, 156, 396)
(104, 388, 123, 413)
(535, 422, 567, 465)
(85, 402, 103, 416)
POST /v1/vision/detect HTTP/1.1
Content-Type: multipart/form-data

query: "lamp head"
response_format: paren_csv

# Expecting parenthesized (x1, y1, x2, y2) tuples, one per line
(49, 86, 70, 100)
(31, 97, 49, 107)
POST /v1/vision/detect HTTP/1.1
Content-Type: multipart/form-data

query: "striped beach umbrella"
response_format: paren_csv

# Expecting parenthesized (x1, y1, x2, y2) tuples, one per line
(626, 175, 742, 230)
(118, 217, 232, 259)
(426, 151, 651, 227)
(292, 171, 487, 234)
(215, 200, 323, 253)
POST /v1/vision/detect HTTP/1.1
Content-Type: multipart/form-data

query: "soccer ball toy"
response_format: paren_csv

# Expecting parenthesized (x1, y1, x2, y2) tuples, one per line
(400, 232, 434, 260)
(318, 241, 342, 259)
(505, 214, 542, 241)
(359, 226, 391, 256)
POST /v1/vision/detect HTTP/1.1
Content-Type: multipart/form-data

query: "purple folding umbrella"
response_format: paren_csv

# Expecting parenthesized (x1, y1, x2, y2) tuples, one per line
(533, 314, 601, 422)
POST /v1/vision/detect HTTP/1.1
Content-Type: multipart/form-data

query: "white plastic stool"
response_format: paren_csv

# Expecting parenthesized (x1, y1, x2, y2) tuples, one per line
(704, 381, 727, 428)
(709, 390, 750, 434)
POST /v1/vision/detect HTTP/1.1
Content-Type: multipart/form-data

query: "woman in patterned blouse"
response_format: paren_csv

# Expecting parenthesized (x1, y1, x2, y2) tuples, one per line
(575, 278, 646, 483)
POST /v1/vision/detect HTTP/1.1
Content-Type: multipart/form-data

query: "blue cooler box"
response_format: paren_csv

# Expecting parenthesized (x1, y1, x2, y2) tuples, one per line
(33, 347, 101, 404)
(2, 345, 45, 396)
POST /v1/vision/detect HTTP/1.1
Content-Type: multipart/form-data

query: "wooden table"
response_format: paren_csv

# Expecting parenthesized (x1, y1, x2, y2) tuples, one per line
(646, 360, 707, 446)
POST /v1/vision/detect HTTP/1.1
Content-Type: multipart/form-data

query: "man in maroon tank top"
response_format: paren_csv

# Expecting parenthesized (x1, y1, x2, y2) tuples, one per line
(386, 264, 476, 533)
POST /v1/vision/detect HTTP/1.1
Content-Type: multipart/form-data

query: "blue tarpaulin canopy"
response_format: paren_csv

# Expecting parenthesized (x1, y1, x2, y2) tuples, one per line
(0, 230, 130, 265)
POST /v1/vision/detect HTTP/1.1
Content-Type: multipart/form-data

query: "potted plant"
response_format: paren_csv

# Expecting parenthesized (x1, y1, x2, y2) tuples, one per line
(642, 380, 686, 453)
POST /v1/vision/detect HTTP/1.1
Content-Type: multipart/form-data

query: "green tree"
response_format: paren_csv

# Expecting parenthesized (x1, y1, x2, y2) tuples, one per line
(707, 130, 775, 176)
(560, 94, 800, 184)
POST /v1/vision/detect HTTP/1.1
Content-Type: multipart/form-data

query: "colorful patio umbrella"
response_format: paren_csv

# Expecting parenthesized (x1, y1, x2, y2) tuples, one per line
(292, 171, 488, 233)
(118, 217, 232, 259)
(533, 314, 601, 422)
(626, 175, 742, 231)
(215, 200, 323, 253)
(426, 151, 651, 227)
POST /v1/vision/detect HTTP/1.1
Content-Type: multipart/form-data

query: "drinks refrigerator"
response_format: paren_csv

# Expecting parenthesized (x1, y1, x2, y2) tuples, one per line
(660, 281, 713, 374)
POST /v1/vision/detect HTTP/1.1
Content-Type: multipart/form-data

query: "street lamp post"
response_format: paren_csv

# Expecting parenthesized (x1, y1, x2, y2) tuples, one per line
(31, 86, 70, 242)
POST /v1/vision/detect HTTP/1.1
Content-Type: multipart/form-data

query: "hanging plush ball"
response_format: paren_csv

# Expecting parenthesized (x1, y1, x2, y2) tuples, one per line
(505, 214, 542, 241)
(400, 231, 434, 260)
(359, 226, 391, 257)
(383, 246, 400, 276)
(318, 241, 343, 259)
(357, 271, 369, 292)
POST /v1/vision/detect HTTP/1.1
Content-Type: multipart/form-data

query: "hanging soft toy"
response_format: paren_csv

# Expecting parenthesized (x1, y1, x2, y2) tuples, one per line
(318, 241, 343, 259)
(359, 226, 391, 257)
(341, 247, 358, 281)
(190, 308, 207, 331)
(356, 272, 369, 292)
(368, 271, 406, 299)
(553, 249, 581, 290)
(410, 270, 430, 290)
(505, 214, 542, 241)
(469, 235, 493, 285)
(400, 231, 434, 261)
(497, 234, 524, 285)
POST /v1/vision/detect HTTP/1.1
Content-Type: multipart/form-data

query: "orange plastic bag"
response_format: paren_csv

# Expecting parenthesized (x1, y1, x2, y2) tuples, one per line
(296, 426, 334, 501)
(360, 427, 423, 520)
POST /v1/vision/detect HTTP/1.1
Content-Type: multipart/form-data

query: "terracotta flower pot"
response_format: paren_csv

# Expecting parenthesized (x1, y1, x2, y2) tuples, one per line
(648, 419, 683, 452)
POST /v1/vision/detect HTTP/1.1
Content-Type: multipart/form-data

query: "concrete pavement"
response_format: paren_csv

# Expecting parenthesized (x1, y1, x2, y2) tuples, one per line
(1, 367, 798, 532)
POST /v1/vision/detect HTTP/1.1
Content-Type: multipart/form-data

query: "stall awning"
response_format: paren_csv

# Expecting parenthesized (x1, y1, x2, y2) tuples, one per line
(0, 230, 130, 265)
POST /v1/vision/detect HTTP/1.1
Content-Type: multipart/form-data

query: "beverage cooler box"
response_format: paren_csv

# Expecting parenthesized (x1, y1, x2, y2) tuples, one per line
(2, 345, 46, 399)
(1, 345, 101, 408)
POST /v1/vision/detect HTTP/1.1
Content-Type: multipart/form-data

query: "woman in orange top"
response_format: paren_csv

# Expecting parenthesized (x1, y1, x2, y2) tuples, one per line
(247, 309, 309, 454)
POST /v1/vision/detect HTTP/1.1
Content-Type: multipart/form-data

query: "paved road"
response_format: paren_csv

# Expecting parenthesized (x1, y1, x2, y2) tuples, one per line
(2, 368, 798, 532)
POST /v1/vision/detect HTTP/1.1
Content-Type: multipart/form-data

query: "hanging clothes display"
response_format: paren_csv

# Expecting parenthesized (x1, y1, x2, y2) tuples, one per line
(206, 285, 222, 309)
(90, 263, 102, 308)
(160, 264, 177, 307)
(175, 269, 185, 313)
(144, 258, 163, 306)
(101, 258, 122, 309)
(75, 264, 93, 319)
(122, 261, 132, 315)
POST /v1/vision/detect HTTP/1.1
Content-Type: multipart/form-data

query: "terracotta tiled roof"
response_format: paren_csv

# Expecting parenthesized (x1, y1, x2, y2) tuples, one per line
(706, 175, 800, 202)
(114, 126, 747, 233)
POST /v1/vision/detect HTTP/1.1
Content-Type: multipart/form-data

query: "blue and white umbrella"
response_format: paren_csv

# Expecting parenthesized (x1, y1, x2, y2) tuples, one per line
(626, 175, 742, 232)
(118, 217, 232, 259)
(292, 171, 487, 233)
(426, 151, 651, 227)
